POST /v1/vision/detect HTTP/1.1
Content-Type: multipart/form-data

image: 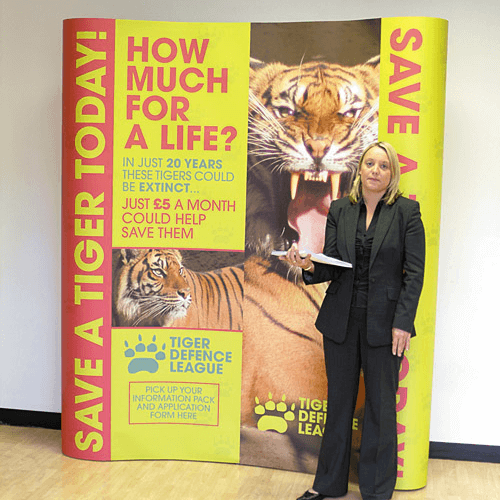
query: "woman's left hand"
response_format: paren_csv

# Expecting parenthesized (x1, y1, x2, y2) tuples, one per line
(392, 328, 411, 357)
(279, 243, 313, 272)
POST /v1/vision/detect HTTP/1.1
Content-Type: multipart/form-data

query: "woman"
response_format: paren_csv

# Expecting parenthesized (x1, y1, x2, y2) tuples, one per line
(282, 142, 425, 500)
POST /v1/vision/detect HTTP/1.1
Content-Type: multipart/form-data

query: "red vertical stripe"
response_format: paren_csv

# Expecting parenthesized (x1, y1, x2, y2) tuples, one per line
(62, 18, 115, 460)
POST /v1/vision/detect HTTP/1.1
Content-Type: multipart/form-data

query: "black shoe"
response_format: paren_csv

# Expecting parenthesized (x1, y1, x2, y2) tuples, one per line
(296, 491, 327, 500)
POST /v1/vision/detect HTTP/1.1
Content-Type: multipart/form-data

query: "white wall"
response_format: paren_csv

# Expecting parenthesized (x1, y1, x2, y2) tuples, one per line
(1, 0, 499, 447)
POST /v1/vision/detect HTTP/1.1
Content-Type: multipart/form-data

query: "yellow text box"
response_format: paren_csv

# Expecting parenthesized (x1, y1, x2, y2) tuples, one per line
(129, 381, 219, 425)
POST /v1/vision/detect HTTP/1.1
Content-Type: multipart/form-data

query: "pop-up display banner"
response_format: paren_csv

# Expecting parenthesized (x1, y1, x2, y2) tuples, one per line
(61, 17, 447, 490)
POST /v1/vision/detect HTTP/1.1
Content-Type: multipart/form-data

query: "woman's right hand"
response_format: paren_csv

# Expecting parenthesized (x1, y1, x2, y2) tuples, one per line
(279, 243, 314, 273)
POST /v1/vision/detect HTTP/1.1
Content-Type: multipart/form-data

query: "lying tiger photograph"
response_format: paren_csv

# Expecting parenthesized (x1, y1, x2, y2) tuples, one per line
(112, 248, 244, 332)
(239, 19, 380, 475)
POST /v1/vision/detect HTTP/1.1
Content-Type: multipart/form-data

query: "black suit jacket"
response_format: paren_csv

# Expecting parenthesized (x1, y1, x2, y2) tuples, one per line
(304, 196, 425, 347)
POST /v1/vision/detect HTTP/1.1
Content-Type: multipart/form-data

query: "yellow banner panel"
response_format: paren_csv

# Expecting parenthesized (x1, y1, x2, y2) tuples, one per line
(111, 328, 243, 462)
(112, 21, 250, 250)
(380, 16, 448, 490)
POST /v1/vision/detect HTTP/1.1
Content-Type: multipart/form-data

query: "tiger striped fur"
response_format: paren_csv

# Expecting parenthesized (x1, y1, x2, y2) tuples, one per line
(173, 264, 244, 331)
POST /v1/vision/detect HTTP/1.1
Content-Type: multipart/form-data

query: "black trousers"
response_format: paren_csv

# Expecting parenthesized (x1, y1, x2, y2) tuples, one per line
(312, 307, 402, 500)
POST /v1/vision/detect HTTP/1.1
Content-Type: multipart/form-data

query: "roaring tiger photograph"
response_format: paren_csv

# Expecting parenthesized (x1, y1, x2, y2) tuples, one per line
(240, 20, 380, 474)
(112, 248, 244, 331)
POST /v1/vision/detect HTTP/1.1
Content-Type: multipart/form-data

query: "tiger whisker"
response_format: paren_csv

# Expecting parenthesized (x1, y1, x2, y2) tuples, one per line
(133, 299, 186, 326)
(247, 130, 292, 151)
(351, 101, 379, 135)
(249, 95, 286, 134)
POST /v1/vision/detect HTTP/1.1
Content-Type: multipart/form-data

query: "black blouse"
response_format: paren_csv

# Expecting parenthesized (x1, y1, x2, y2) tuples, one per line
(351, 200, 383, 308)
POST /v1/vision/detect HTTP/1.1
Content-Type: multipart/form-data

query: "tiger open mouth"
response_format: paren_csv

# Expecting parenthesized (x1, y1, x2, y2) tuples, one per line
(287, 171, 343, 254)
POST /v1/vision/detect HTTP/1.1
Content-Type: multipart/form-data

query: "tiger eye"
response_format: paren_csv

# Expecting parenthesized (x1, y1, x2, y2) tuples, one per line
(276, 106, 294, 118)
(339, 108, 360, 119)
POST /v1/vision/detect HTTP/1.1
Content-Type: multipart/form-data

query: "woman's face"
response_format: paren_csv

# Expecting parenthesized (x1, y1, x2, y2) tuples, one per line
(359, 146, 392, 196)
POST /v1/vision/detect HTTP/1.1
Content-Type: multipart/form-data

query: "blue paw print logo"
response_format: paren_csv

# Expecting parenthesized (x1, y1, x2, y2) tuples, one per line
(124, 334, 166, 374)
(254, 393, 296, 433)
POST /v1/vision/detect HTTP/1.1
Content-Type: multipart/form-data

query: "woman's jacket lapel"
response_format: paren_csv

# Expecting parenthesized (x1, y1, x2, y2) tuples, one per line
(370, 202, 396, 271)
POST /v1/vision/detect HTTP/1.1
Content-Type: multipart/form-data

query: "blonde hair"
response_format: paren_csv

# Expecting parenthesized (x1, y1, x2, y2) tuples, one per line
(349, 141, 402, 205)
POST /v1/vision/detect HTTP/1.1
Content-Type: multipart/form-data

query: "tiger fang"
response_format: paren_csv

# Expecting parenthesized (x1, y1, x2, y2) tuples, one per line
(289, 171, 342, 201)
